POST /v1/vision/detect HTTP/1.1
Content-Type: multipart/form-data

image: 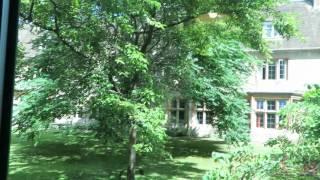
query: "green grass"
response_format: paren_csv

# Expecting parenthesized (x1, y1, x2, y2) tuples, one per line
(8, 132, 227, 180)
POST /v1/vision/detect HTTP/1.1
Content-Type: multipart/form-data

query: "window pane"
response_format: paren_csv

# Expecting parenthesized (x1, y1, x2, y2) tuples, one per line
(256, 100, 264, 110)
(263, 22, 280, 38)
(179, 110, 185, 125)
(279, 100, 287, 109)
(268, 63, 276, 80)
(179, 99, 186, 108)
(171, 111, 177, 123)
(267, 114, 276, 128)
(267, 100, 276, 110)
(197, 111, 203, 124)
(279, 60, 286, 79)
(263, 22, 273, 38)
(256, 113, 264, 128)
(171, 99, 177, 108)
(262, 65, 266, 80)
(205, 112, 212, 124)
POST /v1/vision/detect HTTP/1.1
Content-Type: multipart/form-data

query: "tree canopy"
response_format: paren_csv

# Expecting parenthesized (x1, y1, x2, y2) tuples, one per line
(16, 0, 296, 179)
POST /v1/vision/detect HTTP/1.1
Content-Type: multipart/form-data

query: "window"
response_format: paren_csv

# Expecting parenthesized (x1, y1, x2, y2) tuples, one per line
(263, 22, 280, 39)
(261, 59, 288, 80)
(279, 100, 287, 109)
(196, 102, 210, 125)
(255, 99, 288, 129)
(1, 2, 20, 179)
(172, 99, 177, 108)
(197, 112, 203, 124)
(279, 59, 286, 79)
(267, 100, 276, 110)
(262, 65, 266, 80)
(179, 100, 186, 108)
(268, 63, 276, 80)
(267, 114, 276, 128)
(256, 100, 264, 110)
(169, 99, 187, 126)
(170, 111, 177, 123)
(263, 22, 273, 38)
(206, 112, 212, 124)
(256, 113, 264, 128)
(179, 110, 186, 125)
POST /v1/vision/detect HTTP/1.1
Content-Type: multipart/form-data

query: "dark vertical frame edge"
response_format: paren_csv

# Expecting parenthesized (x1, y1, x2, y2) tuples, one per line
(0, 0, 20, 179)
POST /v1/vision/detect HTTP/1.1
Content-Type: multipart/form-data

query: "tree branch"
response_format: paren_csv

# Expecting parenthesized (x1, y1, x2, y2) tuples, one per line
(134, 15, 195, 35)
(27, 0, 35, 22)
(19, 1, 93, 61)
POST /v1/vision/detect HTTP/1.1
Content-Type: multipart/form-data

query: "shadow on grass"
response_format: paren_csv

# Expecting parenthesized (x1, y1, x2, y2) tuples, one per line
(9, 134, 128, 180)
(9, 134, 226, 180)
(166, 137, 226, 158)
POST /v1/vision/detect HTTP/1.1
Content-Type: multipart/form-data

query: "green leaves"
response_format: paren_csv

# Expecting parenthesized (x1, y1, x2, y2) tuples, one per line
(173, 27, 254, 143)
(143, 0, 161, 10)
(17, 0, 298, 164)
(146, 17, 166, 29)
(204, 145, 280, 180)
(280, 87, 320, 141)
(273, 12, 299, 40)
(117, 44, 149, 75)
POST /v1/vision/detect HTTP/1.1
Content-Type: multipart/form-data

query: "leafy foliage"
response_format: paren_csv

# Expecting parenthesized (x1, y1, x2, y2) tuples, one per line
(176, 32, 255, 142)
(203, 145, 280, 180)
(15, 1, 297, 177)
(205, 87, 320, 179)
(281, 85, 320, 141)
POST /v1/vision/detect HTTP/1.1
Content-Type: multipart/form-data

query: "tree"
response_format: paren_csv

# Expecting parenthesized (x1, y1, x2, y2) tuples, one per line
(204, 86, 320, 179)
(16, 0, 296, 179)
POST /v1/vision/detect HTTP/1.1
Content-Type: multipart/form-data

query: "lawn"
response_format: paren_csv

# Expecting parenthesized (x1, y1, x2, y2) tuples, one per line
(8, 131, 227, 180)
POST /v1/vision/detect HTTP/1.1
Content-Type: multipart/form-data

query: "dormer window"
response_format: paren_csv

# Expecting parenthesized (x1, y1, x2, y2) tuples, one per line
(263, 22, 281, 39)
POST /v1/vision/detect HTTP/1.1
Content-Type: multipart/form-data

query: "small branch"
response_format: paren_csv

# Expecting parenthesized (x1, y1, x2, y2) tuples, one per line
(146, 36, 161, 52)
(134, 15, 195, 34)
(19, 3, 93, 61)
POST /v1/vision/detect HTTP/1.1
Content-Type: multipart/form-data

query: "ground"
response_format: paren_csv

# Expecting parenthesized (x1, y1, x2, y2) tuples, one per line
(8, 131, 227, 180)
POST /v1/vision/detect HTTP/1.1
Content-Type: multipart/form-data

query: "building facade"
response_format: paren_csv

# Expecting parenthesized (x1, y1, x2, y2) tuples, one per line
(167, 0, 320, 142)
(19, 0, 320, 142)
(166, 98, 216, 137)
(246, 0, 320, 143)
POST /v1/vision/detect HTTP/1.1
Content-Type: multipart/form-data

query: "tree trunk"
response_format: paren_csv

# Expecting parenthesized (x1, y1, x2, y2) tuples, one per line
(127, 126, 137, 180)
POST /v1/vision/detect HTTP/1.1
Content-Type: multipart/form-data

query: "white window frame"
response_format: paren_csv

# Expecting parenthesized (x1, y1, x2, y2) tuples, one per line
(267, 113, 276, 128)
(196, 102, 209, 125)
(256, 99, 264, 110)
(268, 63, 277, 80)
(256, 112, 264, 128)
(261, 59, 288, 80)
(279, 99, 287, 109)
(278, 59, 287, 80)
(267, 100, 276, 111)
(263, 21, 281, 39)
(255, 99, 289, 129)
